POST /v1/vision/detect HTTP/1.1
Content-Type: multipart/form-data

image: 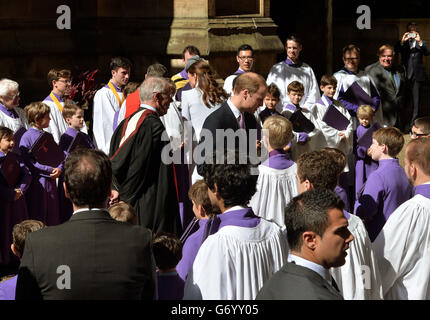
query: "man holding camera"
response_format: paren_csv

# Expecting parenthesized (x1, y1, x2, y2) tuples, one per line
(397, 22, 430, 128)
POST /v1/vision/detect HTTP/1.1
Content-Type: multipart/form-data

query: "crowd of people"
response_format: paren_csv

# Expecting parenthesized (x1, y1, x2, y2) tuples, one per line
(0, 22, 430, 300)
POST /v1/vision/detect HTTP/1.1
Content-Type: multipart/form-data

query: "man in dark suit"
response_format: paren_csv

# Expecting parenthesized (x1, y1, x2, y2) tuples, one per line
(396, 22, 430, 128)
(198, 72, 266, 159)
(365, 44, 407, 129)
(15, 148, 156, 300)
(256, 189, 354, 300)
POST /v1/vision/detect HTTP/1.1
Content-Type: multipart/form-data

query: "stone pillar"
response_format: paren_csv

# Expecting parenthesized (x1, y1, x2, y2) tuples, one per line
(167, 0, 284, 79)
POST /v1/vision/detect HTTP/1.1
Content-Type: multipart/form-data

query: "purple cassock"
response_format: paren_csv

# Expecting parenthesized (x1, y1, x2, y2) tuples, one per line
(57, 127, 95, 223)
(414, 184, 430, 199)
(176, 207, 260, 282)
(19, 128, 62, 226)
(335, 185, 350, 212)
(259, 107, 281, 125)
(0, 275, 17, 300)
(0, 151, 30, 267)
(354, 158, 413, 242)
(156, 271, 185, 300)
(262, 149, 294, 170)
(354, 124, 380, 200)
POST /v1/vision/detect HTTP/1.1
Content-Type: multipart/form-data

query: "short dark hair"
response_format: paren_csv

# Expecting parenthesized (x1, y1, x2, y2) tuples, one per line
(62, 104, 83, 120)
(188, 180, 215, 215)
(285, 189, 344, 252)
(406, 137, 430, 176)
(413, 116, 430, 133)
(47, 69, 71, 87)
(12, 219, 45, 259)
(153, 232, 183, 271)
(297, 150, 339, 191)
(285, 34, 302, 46)
(343, 44, 360, 58)
(373, 127, 404, 158)
(110, 57, 132, 72)
(237, 44, 254, 56)
(0, 126, 14, 141)
(320, 75, 337, 87)
(267, 84, 281, 100)
(64, 148, 112, 208)
(200, 151, 258, 207)
(321, 147, 346, 176)
(182, 45, 201, 59)
(287, 81, 304, 94)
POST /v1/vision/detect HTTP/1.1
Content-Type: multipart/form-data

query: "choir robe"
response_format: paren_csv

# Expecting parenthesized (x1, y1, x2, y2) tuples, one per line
(330, 211, 383, 300)
(19, 128, 62, 226)
(223, 68, 245, 96)
(354, 158, 413, 242)
(0, 275, 17, 300)
(312, 95, 354, 160)
(373, 183, 430, 300)
(354, 123, 381, 200)
(0, 151, 31, 267)
(250, 150, 298, 228)
(93, 83, 124, 154)
(184, 207, 288, 300)
(333, 68, 383, 125)
(58, 127, 95, 223)
(176, 218, 210, 282)
(0, 104, 29, 154)
(282, 103, 325, 161)
(109, 107, 182, 236)
(266, 58, 321, 111)
(156, 271, 185, 300)
(42, 93, 88, 144)
(335, 185, 350, 212)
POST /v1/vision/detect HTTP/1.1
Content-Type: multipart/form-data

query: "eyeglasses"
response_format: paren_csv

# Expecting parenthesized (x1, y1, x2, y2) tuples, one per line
(238, 56, 254, 61)
(410, 131, 429, 138)
(57, 79, 72, 84)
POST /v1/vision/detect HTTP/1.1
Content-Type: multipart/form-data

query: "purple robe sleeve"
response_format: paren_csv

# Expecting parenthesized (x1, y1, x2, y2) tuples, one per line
(19, 134, 53, 175)
(18, 158, 32, 194)
(354, 173, 383, 221)
(0, 183, 16, 201)
(337, 87, 359, 114)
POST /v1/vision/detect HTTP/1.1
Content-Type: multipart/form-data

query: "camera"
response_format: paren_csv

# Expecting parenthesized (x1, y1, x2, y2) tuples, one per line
(408, 32, 416, 39)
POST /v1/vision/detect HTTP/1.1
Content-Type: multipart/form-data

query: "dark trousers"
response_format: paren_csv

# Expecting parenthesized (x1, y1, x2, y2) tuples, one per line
(409, 78, 424, 126)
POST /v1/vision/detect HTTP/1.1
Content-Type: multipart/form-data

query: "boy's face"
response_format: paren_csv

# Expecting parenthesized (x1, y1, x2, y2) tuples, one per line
(36, 113, 50, 129)
(0, 135, 14, 153)
(358, 117, 371, 128)
(369, 138, 385, 161)
(321, 84, 336, 99)
(264, 94, 279, 110)
(287, 90, 304, 105)
(67, 109, 85, 130)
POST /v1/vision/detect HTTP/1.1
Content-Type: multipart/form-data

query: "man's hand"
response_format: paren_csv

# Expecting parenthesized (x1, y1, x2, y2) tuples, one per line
(50, 168, 62, 179)
(401, 32, 410, 45)
(338, 131, 346, 140)
(415, 32, 423, 45)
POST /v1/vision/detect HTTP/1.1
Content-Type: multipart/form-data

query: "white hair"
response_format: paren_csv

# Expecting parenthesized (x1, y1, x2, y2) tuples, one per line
(0, 78, 19, 97)
(139, 77, 168, 102)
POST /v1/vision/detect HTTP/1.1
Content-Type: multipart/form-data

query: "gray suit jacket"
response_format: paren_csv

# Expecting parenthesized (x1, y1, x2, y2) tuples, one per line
(365, 62, 406, 126)
(256, 262, 343, 300)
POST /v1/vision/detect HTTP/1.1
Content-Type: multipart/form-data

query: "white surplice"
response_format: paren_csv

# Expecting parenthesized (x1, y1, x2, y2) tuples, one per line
(42, 99, 88, 144)
(312, 96, 354, 160)
(331, 213, 383, 300)
(0, 107, 28, 132)
(266, 61, 321, 112)
(184, 219, 288, 300)
(333, 69, 384, 125)
(372, 194, 430, 300)
(92, 86, 124, 154)
(250, 164, 299, 228)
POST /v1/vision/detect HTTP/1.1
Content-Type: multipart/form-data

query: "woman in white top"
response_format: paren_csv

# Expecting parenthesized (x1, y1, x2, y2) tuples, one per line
(181, 60, 228, 140)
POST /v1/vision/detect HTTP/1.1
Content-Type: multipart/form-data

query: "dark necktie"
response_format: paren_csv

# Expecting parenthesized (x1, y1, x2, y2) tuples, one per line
(331, 277, 340, 292)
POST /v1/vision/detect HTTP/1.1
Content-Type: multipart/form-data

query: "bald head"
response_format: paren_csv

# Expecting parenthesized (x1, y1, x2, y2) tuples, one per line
(233, 72, 267, 96)
(231, 72, 267, 113)
(405, 137, 430, 177)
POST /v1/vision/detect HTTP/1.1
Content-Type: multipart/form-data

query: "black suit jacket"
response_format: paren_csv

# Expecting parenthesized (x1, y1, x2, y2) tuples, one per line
(365, 61, 406, 126)
(396, 39, 430, 82)
(256, 262, 343, 300)
(15, 210, 156, 300)
(199, 101, 259, 157)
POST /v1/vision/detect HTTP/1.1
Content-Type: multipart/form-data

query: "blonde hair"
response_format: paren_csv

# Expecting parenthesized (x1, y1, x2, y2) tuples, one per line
(357, 105, 374, 119)
(263, 115, 293, 149)
(24, 102, 50, 126)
